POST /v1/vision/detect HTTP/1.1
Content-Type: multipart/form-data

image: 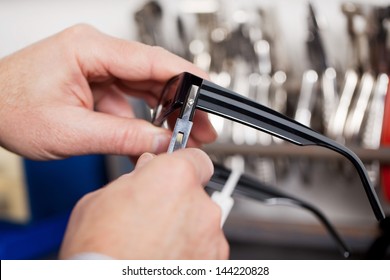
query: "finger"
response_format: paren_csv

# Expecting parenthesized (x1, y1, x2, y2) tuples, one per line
(191, 112, 218, 144)
(166, 111, 217, 146)
(116, 79, 165, 102)
(68, 25, 208, 84)
(65, 26, 216, 141)
(93, 84, 135, 118)
(49, 107, 172, 157)
(135, 148, 213, 189)
(99, 40, 209, 83)
(134, 152, 156, 169)
(110, 87, 158, 109)
(171, 148, 214, 186)
(93, 85, 217, 145)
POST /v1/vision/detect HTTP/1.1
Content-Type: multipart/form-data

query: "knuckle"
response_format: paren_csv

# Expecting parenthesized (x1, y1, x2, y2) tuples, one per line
(149, 45, 169, 56)
(66, 23, 96, 36)
(112, 125, 136, 154)
(60, 24, 98, 43)
(73, 190, 96, 212)
(168, 156, 199, 186)
(108, 120, 155, 156)
(147, 45, 170, 76)
(177, 149, 213, 183)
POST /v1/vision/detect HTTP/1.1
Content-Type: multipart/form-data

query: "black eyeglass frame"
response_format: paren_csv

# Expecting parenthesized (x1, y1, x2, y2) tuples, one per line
(152, 72, 385, 221)
(208, 162, 351, 258)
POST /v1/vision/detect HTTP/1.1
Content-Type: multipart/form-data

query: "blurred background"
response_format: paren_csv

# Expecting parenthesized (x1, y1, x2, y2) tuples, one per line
(1, 0, 390, 259)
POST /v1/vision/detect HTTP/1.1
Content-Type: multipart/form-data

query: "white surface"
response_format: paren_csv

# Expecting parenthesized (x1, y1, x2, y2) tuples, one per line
(1, 0, 389, 60)
(0, 0, 142, 56)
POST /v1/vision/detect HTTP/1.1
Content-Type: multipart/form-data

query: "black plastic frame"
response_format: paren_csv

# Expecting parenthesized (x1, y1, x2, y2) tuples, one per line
(208, 163, 350, 258)
(152, 72, 385, 221)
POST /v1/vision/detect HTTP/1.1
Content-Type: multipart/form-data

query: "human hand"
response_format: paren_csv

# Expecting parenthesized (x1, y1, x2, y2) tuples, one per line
(0, 24, 216, 160)
(59, 148, 229, 259)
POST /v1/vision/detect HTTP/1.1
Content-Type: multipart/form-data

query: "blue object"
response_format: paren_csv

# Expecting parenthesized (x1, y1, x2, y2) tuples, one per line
(24, 155, 108, 220)
(0, 213, 69, 259)
(0, 155, 108, 259)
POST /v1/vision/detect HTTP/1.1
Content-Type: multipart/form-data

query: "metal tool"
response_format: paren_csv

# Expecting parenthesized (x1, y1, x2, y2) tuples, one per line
(322, 68, 339, 129)
(167, 85, 199, 153)
(134, 1, 164, 47)
(327, 70, 359, 142)
(344, 72, 374, 144)
(342, 2, 370, 74)
(295, 70, 318, 127)
(362, 74, 389, 186)
(306, 2, 340, 132)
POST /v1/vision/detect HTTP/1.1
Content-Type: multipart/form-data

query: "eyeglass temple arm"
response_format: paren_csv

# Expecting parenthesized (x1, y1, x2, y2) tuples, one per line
(197, 80, 385, 221)
(209, 164, 351, 258)
(318, 141, 385, 220)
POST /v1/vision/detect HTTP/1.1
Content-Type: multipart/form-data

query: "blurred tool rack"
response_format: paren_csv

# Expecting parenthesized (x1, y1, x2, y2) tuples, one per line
(133, 0, 390, 258)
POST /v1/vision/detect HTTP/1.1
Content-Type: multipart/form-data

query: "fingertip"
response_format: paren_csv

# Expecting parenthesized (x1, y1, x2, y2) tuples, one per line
(135, 152, 156, 169)
(70, 112, 172, 156)
(152, 132, 171, 154)
(174, 148, 214, 184)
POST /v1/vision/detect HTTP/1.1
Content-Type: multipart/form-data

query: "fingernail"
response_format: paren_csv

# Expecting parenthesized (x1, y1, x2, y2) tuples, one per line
(153, 133, 171, 154)
(135, 152, 155, 169)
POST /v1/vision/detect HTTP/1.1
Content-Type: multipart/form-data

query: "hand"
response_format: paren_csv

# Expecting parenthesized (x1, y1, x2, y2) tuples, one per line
(0, 24, 217, 160)
(59, 148, 229, 259)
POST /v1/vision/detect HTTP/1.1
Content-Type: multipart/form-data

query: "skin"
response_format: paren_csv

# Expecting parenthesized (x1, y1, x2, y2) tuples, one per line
(0, 25, 226, 259)
(0, 24, 217, 160)
(60, 149, 229, 259)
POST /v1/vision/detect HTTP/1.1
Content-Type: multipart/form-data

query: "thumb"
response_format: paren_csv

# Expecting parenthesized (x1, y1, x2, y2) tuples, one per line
(134, 153, 156, 169)
(57, 109, 171, 157)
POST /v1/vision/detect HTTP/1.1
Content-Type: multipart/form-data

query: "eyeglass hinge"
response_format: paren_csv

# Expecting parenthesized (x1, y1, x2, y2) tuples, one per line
(167, 84, 199, 153)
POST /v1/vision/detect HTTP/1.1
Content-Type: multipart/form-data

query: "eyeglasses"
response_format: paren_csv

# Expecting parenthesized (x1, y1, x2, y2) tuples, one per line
(208, 163, 350, 258)
(152, 72, 385, 221)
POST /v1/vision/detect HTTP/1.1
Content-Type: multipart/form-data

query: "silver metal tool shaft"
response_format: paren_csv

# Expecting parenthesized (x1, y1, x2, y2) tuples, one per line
(167, 85, 199, 153)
